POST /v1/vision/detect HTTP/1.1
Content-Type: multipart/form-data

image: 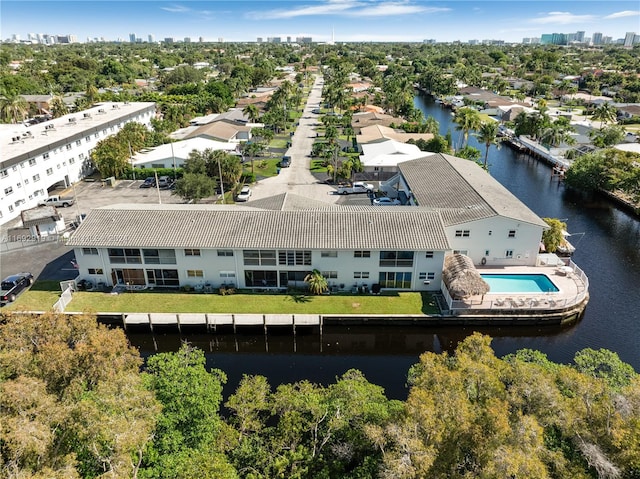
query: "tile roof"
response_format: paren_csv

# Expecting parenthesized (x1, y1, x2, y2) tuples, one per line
(246, 193, 338, 211)
(398, 154, 548, 227)
(68, 204, 450, 251)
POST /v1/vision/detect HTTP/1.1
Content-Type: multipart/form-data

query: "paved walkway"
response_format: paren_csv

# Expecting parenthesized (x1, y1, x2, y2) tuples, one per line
(250, 76, 341, 204)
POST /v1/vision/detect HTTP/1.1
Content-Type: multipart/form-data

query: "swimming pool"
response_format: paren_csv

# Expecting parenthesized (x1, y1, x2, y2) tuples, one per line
(481, 274, 559, 294)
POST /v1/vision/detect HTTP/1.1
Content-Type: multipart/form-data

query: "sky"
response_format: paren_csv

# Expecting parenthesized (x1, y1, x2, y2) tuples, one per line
(2, 0, 639, 43)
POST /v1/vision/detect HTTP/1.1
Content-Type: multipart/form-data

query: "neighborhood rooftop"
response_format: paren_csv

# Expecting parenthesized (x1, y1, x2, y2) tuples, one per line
(398, 154, 548, 227)
(68, 204, 451, 250)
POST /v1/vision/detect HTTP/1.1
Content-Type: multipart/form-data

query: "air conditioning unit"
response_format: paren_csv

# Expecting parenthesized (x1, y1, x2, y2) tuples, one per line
(423, 280, 431, 285)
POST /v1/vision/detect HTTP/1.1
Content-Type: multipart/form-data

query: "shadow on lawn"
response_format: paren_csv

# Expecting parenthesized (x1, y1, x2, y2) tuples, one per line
(288, 294, 312, 304)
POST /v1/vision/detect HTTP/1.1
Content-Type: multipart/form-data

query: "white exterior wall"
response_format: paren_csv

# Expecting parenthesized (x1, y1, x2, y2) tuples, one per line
(446, 217, 543, 266)
(29, 218, 65, 238)
(75, 246, 447, 292)
(1, 103, 155, 225)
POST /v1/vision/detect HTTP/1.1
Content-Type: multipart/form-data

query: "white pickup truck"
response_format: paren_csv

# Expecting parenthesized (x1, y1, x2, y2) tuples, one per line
(337, 182, 375, 195)
(38, 195, 75, 207)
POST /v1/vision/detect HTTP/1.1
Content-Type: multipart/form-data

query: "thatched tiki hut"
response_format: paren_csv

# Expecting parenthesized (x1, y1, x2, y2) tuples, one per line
(443, 254, 490, 300)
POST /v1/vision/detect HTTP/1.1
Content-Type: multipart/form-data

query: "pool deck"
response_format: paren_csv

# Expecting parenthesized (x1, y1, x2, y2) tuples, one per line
(443, 260, 589, 324)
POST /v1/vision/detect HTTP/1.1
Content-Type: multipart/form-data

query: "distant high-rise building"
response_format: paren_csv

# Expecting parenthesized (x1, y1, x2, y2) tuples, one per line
(184, 37, 191, 43)
(148, 34, 155, 43)
(217, 37, 223, 43)
(624, 32, 637, 47)
(164, 37, 174, 43)
(592, 32, 603, 45)
(575, 31, 585, 43)
(423, 39, 436, 44)
(267, 37, 281, 43)
(603, 36, 612, 45)
(296, 36, 312, 44)
(287, 36, 292, 43)
(129, 33, 136, 43)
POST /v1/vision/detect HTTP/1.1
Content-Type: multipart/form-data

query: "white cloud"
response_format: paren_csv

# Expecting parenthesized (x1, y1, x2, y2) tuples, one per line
(604, 10, 640, 19)
(349, 3, 448, 17)
(247, 0, 445, 20)
(530, 11, 596, 25)
(160, 5, 192, 13)
(248, 1, 360, 20)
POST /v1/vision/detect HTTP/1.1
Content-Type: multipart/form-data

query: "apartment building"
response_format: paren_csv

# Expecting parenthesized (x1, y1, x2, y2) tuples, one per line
(0, 101, 156, 225)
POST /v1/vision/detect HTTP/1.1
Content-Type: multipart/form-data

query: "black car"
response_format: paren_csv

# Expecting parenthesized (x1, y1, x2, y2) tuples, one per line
(139, 177, 155, 188)
(1, 272, 34, 304)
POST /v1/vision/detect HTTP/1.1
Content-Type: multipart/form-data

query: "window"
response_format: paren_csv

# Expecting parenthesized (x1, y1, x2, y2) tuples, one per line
(143, 249, 176, 264)
(86, 136, 91, 143)
(243, 250, 276, 266)
(82, 247, 99, 255)
(43, 153, 50, 160)
(4, 187, 13, 195)
(453, 250, 468, 255)
(425, 251, 434, 258)
(508, 230, 516, 238)
(455, 230, 470, 237)
(0, 169, 7, 178)
(379, 251, 414, 267)
(20, 162, 25, 168)
(146, 269, 179, 286)
(69, 157, 75, 164)
(278, 250, 311, 266)
(66, 144, 72, 150)
(322, 271, 338, 279)
(379, 272, 412, 289)
(88, 268, 104, 274)
(187, 270, 204, 278)
(79, 153, 85, 160)
(24, 179, 29, 185)
(8, 205, 14, 212)
(220, 271, 236, 278)
(321, 250, 338, 258)
(28, 159, 36, 166)
(418, 273, 436, 281)
(76, 140, 82, 146)
(46, 168, 53, 176)
(217, 250, 233, 257)
(506, 250, 514, 258)
(57, 163, 61, 169)
(108, 248, 142, 264)
(185, 248, 201, 256)
(354, 272, 370, 279)
(485, 250, 490, 256)
(94, 133, 99, 139)
(33, 174, 40, 182)
(14, 200, 24, 207)
(354, 250, 370, 258)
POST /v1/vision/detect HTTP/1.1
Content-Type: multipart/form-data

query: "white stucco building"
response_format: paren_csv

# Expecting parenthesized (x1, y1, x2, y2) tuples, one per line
(0, 102, 156, 226)
(69, 153, 549, 292)
(132, 137, 239, 169)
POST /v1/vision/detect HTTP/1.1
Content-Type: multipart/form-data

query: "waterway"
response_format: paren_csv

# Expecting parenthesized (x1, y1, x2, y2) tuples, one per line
(127, 93, 640, 400)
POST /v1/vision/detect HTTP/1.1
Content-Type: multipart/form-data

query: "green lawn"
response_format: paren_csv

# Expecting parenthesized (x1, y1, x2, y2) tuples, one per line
(4, 280, 64, 312)
(59, 290, 437, 315)
(310, 159, 328, 173)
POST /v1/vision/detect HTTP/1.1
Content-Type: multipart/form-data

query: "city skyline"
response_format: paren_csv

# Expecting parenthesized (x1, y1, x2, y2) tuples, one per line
(3, 0, 639, 43)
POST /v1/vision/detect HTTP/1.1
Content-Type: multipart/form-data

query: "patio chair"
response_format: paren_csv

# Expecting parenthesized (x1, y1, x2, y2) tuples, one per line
(494, 298, 504, 306)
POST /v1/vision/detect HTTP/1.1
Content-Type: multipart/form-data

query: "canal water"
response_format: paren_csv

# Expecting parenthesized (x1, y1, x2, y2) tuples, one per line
(127, 94, 640, 400)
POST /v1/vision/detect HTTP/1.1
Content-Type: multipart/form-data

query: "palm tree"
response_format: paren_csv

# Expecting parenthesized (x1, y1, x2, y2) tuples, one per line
(591, 103, 617, 130)
(0, 90, 29, 124)
(304, 269, 328, 295)
(475, 121, 502, 169)
(539, 122, 576, 148)
(453, 107, 481, 150)
(242, 104, 260, 123)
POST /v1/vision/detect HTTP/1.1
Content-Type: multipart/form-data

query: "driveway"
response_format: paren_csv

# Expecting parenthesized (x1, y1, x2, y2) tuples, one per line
(250, 76, 341, 204)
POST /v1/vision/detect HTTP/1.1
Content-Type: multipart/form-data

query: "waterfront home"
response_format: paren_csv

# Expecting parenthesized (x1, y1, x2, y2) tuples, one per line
(70, 153, 549, 292)
(131, 137, 238, 169)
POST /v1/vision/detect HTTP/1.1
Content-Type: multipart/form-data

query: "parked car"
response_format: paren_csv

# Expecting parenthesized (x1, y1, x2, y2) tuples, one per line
(373, 197, 401, 206)
(157, 176, 174, 189)
(311, 108, 321, 114)
(38, 195, 74, 207)
(281, 156, 291, 168)
(236, 185, 252, 202)
(139, 177, 155, 188)
(0, 272, 34, 304)
(337, 182, 375, 195)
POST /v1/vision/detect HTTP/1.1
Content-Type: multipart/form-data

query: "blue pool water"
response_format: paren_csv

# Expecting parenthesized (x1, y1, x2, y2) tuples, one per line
(481, 274, 559, 294)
